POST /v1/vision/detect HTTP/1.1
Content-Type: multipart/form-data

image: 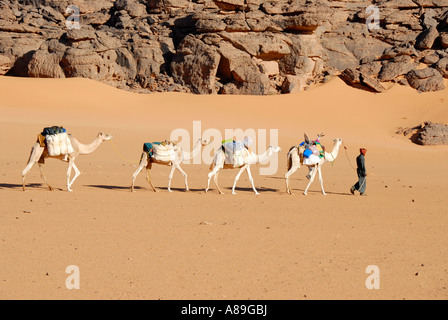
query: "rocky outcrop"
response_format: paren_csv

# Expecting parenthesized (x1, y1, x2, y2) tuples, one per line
(1, 0, 448, 94)
(415, 122, 448, 145)
(0, 54, 12, 75)
(378, 55, 419, 82)
(340, 66, 386, 93)
(171, 34, 221, 94)
(415, 26, 439, 49)
(406, 68, 446, 92)
(397, 121, 448, 145)
(401, 121, 448, 145)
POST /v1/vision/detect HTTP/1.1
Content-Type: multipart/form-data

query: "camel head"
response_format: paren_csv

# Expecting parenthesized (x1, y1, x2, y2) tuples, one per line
(333, 138, 343, 145)
(98, 132, 113, 141)
(200, 138, 210, 146)
(268, 145, 282, 153)
(332, 138, 343, 148)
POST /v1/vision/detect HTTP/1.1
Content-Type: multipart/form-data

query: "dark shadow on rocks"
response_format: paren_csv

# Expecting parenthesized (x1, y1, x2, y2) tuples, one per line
(5, 50, 36, 77)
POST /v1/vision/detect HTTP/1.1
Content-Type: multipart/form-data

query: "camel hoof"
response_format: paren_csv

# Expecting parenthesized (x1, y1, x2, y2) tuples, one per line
(67, 189, 73, 192)
(254, 192, 260, 195)
(232, 192, 236, 195)
(303, 192, 308, 196)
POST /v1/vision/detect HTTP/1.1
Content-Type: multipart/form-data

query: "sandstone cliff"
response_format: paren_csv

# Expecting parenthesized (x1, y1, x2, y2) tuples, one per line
(1, 0, 448, 94)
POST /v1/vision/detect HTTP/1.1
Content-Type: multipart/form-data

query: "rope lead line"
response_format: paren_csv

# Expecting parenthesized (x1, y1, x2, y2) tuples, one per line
(343, 142, 357, 171)
(110, 140, 138, 165)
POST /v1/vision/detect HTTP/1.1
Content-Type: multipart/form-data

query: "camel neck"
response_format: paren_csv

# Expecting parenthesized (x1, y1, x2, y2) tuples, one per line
(257, 148, 273, 163)
(78, 136, 103, 155)
(326, 142, 341, 161)
(188, 139, 203, 160)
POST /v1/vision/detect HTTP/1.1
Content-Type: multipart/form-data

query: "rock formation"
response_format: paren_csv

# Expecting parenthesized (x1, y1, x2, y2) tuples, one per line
(397, 121, 448, 145)
(1, 0, 448, 94)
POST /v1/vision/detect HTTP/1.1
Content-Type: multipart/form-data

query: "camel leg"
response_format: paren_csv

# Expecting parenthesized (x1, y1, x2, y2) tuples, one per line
(231, 166, 247, 195)
(66, 160, 73, 191)
(206, 164, 221, 194)
(285, 150, 301, 195)
(167, 165, 177, 192)
(67, 161, 81, 192)
(205, 170, 213, 194)
(146, 169, 157, 192)
(22, 161, 35, 191)
(245, 165, 259, 195)
(146, 163, 157, 192)
(214, 170, 224, 195)
(22, 144, 45, 191)
(317, 165, 326, 195)
(303, 165, 318, 195)
(285, 165, 299, 195)
(175, 163, 189, 191)
(131, 153, 147, 192)
(39, 162, 53, 191)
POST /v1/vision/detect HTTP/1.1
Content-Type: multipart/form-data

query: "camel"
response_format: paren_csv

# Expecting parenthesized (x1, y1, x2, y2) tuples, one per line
(22, 132, 113, 192)
(131, 138, 209, 192)
(285, 137, 343, 195)
(205, 144, 281, 195)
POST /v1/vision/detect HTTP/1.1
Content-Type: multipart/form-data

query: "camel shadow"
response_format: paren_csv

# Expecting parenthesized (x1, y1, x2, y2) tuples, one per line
(0, 183, 43, 190)
(226, 186, 279, 193)
(290, 188, 352, 196)
(158, 187, 204, 192)
(267, 176, 305, 181)
(86, 184, 144, 191)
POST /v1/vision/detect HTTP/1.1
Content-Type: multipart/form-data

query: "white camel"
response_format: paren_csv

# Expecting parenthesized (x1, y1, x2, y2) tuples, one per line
(131, 138, 209, 192)
(22, 132, 113, 192)
(285, 138, 343, 195)
(205, 145, 281, 195)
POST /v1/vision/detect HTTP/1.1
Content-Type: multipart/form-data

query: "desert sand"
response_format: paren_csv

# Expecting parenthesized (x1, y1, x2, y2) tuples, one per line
(0, 76, 448, 300)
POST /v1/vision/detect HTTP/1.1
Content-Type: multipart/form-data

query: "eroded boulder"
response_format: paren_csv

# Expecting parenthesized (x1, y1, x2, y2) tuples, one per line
(171, 35, 221, 94)
(406, 68, 445, 92)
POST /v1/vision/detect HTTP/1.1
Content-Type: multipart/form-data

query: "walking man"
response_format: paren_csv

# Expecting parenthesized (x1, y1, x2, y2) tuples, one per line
(350, 148, 367, 196)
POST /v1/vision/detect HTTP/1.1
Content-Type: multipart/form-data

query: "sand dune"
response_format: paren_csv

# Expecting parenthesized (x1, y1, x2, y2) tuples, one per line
(0, 77, 448, 299)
